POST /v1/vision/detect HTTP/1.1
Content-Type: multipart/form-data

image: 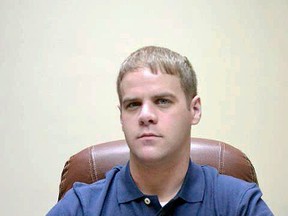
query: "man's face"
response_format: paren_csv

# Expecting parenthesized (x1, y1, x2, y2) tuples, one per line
(119, 69, 201, 164)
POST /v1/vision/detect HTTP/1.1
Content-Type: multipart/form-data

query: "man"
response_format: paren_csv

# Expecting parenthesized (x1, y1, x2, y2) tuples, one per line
(47, 46, 273, 215)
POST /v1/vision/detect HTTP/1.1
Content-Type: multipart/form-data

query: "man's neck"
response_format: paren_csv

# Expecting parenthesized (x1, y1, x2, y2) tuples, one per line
(129, 154, 190, 203)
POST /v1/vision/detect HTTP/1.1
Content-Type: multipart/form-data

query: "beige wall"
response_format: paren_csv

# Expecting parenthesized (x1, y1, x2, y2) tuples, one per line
(1, 1, 287, 215)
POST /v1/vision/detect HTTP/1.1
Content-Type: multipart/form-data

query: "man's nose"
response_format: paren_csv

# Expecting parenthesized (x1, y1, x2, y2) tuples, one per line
(138, 104, 158, 126)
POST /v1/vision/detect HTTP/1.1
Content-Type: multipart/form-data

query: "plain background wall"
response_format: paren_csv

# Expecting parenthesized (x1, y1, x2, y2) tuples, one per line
(1, 0, 287, 215)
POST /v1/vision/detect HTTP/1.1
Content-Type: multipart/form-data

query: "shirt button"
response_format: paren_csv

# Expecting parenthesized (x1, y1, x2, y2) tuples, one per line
(144, 197, 151, 205)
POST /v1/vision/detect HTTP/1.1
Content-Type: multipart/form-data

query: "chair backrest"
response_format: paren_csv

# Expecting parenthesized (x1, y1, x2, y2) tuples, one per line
(58, 138, 258, 200)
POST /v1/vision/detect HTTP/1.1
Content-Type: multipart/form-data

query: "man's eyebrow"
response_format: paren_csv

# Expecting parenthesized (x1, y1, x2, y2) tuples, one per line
(152, 92, 177, 99)
(121, 92, 177, 104)
(121, 97, 139, 105)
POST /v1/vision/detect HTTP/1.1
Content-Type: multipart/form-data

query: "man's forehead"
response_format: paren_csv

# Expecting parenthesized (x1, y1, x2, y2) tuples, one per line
(120, 68, 179, 83)
(120, 72, 183, 101)
(120, 67, 179, 80)
(121, 71, 179, 88)
(122, 91, 177, 102)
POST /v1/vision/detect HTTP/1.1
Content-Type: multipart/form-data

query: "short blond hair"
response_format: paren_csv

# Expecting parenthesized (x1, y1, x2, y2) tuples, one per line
(117, 46, 197, 105)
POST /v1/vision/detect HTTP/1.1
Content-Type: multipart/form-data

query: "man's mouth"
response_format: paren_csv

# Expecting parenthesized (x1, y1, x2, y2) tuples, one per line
(138, 133, 161, 139)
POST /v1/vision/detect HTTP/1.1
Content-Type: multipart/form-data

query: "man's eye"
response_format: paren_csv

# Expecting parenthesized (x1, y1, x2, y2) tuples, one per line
(156, 99, 171, 105)
(126, 102, 140, 109)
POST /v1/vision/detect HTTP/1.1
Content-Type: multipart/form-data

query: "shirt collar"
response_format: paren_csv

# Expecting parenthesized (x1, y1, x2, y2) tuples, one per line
(117, 162, 144, 203)
(116, 160, 205, 204)
(176, 160, 205, 203)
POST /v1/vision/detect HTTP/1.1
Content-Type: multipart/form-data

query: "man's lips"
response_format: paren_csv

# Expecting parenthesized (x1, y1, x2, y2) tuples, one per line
(137, 133, 161, 139)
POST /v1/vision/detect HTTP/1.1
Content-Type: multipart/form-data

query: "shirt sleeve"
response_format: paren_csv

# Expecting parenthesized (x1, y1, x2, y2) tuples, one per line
(236, 184, 274, 216)
(46, 188, 84, 216)
(215, 173, 274, 216)
(46, 166, 122, 216)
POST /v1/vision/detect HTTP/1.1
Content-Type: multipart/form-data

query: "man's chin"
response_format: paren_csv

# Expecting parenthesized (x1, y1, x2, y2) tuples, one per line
(130, 150, 168, 165)
(137, 136, 162, 145)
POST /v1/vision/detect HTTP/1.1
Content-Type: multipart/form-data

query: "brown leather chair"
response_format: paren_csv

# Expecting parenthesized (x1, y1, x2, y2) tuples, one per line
(57, 138, 258, 200)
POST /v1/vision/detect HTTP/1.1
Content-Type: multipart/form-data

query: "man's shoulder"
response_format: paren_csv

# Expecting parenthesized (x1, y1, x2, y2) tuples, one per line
(72, 165, 124, 197)
(47, 165, 125, 216)
(198, 163, 258, 195)
(196, 163, 272, 215)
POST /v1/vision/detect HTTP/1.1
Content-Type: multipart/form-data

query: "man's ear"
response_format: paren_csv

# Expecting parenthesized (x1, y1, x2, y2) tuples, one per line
(118, 105, 123, 128)
(190, 95, 201, 125)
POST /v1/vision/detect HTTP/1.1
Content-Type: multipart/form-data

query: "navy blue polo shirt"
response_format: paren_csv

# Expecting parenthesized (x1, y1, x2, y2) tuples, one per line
(47, 161, 273, 215)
